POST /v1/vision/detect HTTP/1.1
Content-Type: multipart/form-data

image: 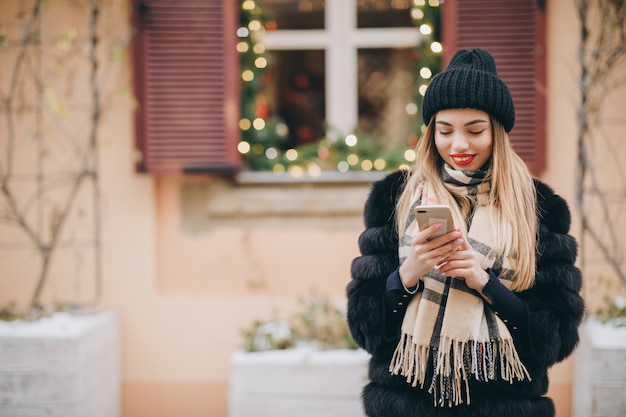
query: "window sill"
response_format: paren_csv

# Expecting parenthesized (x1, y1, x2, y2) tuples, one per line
(181, 170, 396, 232)
(236, 170, 390, 185)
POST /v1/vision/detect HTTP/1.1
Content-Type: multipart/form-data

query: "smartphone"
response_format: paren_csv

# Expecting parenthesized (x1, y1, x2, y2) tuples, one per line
(414, 205, 455, 240)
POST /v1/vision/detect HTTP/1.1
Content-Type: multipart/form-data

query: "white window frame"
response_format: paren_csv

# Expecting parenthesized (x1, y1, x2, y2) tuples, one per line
(259, 0, 422, 140)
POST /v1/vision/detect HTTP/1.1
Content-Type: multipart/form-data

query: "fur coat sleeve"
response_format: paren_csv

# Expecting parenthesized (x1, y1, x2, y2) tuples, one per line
(346, 171, 584, 371)
(347, 170, 409, 357)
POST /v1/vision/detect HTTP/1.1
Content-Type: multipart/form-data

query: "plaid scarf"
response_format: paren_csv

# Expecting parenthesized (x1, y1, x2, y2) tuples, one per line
(389, 164, 530, 407)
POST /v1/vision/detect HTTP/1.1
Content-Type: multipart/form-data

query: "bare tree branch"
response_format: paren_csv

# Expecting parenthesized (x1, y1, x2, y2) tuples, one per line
(576, 0, 626, 289)
(2, 0, 42, 184)
(0, 0, 107, 308)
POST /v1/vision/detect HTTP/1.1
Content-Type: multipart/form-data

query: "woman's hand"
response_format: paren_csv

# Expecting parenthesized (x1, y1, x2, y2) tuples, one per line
(398, 223, 463, 288)
(437, 239, 490, 293)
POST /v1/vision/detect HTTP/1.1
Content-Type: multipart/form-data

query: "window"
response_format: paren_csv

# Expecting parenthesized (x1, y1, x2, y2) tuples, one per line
(131, 0, 545, 175)
(133, 0, 437, 174)
(251, 0, 425, 172)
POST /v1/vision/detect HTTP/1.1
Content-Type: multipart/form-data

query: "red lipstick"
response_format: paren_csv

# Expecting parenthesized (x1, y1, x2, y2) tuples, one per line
(451, 154, 476, 166)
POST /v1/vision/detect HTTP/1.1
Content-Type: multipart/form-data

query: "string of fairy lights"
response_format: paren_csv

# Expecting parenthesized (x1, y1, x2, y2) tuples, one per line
(237, 0, 442, 175)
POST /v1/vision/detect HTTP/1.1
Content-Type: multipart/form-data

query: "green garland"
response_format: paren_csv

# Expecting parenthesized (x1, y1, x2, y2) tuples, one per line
(238, 0, 441, 174)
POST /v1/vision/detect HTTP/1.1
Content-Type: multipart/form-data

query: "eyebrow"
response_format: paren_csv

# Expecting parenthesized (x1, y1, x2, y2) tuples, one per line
(436, 119, 488, 127)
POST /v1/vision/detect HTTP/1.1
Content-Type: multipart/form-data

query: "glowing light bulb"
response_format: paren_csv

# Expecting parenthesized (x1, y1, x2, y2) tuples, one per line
(242, 0, 256, 11)
(411, 9, 424, 20)
(285, 149, 298, 161)
(275, 123, 288, 136)
(265, 147, 278, 160)
(308, 163, 321, 177)
(289, 166, 303, 177)
(248, 20, 261, 31)
(242, 70, 254, 81)
(253, 118, 265, 130)
(255, 57, 267, 68)
(237, 141, 251, 154)
(374, 159, 387, 170)
(239, 119, 251, 130)
(347, 154, 359, 166)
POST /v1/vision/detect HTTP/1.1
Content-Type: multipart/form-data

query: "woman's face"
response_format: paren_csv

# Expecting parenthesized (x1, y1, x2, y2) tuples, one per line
(434, 108, 493, 172)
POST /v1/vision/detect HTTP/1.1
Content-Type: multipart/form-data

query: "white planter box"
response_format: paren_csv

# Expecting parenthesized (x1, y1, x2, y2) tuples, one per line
(229, 347, 370, 417)
(0, 310, 121, 417)
(572, 318, 626, 417)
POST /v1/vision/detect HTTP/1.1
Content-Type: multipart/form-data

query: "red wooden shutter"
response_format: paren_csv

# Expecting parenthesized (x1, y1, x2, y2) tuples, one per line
(132, 0, 240, 174)
(441, 0, 546, 173)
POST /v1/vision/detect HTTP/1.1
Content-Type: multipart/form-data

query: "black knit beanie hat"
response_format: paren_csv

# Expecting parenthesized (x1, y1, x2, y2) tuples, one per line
(422, 48, 515, 132)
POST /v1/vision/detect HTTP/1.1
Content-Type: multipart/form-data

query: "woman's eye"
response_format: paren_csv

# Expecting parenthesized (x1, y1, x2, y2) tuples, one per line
(439, 131, 452, 136)
(469, 129, 486, 135)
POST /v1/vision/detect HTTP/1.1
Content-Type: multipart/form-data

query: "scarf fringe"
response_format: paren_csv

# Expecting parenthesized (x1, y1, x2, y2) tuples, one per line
(389, 333, 531, 407)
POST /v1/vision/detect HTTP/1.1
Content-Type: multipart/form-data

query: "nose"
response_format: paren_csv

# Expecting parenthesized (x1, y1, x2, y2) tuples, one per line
(451, 133, 469, 152)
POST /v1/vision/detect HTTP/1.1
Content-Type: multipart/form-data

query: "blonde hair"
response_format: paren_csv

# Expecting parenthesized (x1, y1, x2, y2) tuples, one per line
(395, 117, 537, 291)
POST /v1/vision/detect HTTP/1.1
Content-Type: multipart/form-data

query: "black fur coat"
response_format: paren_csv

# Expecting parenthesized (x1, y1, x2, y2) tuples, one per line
(347, 170, 584, 417)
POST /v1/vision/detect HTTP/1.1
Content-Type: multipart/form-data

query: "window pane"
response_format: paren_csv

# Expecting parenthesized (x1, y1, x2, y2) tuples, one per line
(357, 0, 413, 28)
(357, 48, 416, 149)
(263, 50, 326, 149)
(264, 0, 325, 30)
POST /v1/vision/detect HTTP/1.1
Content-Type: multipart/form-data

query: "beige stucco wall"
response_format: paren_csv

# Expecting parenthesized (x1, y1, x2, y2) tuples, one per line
(543, 3, 579, 413)
(2, 1, 626, 416)
(544, 0, 579, 199)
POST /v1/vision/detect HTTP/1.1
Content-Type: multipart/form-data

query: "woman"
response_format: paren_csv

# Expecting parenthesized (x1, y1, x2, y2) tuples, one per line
(347, 48, 584, 417)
